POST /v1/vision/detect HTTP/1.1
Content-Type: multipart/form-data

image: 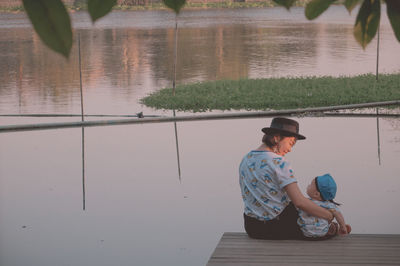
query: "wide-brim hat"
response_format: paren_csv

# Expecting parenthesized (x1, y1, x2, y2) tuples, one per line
(261, 117, 306, 140)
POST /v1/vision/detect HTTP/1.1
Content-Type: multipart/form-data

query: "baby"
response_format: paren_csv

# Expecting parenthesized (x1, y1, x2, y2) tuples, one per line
(297, 174, 351, 238)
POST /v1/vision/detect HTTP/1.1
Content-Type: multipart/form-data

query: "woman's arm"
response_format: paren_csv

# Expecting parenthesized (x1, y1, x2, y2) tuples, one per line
(284, 182, 334, 221)
(331, 210, 349, 235)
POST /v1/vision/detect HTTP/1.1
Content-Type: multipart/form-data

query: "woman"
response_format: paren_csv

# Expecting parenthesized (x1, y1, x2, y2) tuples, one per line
(239, 117, 342, 240)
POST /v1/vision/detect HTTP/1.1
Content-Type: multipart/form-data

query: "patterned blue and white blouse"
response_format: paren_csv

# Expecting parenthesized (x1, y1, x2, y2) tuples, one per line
(297, 199, 339, 237)
(239, 150, 297, 221)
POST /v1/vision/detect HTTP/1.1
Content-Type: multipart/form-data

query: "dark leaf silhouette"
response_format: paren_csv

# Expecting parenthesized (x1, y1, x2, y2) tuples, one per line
(386, 0, 400, 42)
(88, 0, 118, 23)
(354, 0, 380, 49)
(163, 0, 186, 14)
(272, 0, 296, 10)
(344, 0, 361, 14)
(22, 0, 72, 58)
(305, 0, 336, 20)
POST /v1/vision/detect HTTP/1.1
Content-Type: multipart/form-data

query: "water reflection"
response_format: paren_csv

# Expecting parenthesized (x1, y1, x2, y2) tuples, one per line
(0, 117, 399, 266)
(1, 7, 399, 115)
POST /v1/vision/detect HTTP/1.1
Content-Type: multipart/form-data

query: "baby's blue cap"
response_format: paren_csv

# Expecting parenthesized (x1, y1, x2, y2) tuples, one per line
(315, 174, 337, 201)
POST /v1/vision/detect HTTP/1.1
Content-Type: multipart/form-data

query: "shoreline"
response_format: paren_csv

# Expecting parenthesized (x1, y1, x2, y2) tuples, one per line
(0, 1, 313, 13)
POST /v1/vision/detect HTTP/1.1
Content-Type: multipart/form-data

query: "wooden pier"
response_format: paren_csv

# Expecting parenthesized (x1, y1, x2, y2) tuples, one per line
(207, 232, 400, 265)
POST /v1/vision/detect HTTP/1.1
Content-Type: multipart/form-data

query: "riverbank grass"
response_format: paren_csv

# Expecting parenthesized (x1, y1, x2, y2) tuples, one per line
(0, 0, 311, 13)
(140, 73, 400, 112)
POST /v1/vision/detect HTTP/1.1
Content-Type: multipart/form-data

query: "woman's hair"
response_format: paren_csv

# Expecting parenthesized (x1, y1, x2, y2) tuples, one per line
(262, 133, 282, 148)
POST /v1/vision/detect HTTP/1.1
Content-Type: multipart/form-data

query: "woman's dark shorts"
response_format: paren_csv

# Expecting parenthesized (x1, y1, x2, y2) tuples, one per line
(244, 202, 334, 240)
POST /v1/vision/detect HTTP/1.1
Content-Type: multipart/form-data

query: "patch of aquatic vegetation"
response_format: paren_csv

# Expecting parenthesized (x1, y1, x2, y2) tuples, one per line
(140, 74, 400, 112)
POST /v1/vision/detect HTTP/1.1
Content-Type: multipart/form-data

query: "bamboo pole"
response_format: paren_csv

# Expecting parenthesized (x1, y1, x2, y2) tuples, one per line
(172, 16, 178, 96)
(376, 24, 380, 81)
(320, 113, 399, 118)
(375, 25, 381, 165)
(2, 113, 399, 118)
(0, 114, 163, 117)
(1, 100, 399, 133)
(79, 34, 85, 124)
(78, 34, 86, 211)
(172, 15, 182, 182)
(376, 108, 381, 165)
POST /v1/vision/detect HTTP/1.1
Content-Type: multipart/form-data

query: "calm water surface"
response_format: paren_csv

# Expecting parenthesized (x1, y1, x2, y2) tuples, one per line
(0, 6, 399, 266)
(1, 6, 400, 114)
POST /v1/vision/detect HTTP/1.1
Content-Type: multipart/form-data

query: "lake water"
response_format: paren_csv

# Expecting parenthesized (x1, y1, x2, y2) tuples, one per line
(0, 6, 400, 266)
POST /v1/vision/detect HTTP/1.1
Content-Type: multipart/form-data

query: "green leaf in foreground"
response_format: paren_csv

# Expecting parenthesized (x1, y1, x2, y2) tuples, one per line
(386, 0, 400, 42)
(88, 0, 117, 23)
(305, 0, 335, 20)
(354, 0, 381, 49)
(344, 0, 361, 14)
(163, 0, 186, 14)
(272, 0, 296, 10)
(140, 74, 400, 112)
(22, 0, 72, 58)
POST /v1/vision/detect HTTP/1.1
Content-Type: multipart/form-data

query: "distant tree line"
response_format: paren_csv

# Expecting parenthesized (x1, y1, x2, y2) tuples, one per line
(0, 0, 312, 8)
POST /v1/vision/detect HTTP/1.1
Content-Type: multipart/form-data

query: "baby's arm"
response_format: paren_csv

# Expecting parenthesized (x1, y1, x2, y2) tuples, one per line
(330, 209, 349, 235)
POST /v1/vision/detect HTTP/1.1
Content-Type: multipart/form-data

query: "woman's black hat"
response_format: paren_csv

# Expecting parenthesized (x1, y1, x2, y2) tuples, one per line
(261, 117, 306, 140)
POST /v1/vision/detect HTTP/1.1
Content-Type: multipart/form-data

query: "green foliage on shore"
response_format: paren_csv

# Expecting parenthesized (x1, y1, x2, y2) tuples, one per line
(0, 0, 310, 13)
(0, 5, 24, 12)
(140, 73, 400, 112)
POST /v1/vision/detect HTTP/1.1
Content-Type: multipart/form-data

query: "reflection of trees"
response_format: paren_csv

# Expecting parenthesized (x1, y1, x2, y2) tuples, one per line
(151, 25, 252, 84)
(0, 28, 81, 112)
(93, 28, 155, 97)
(0, 19, 346, 112)
(325, 24, 353, 60)
(152, 23, 319, 84)
(244, 23, 319, 76)
(0, 22, 321, 111)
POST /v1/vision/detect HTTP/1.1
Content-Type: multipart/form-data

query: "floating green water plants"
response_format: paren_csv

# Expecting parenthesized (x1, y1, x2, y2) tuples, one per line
(140, 73, 400, 112)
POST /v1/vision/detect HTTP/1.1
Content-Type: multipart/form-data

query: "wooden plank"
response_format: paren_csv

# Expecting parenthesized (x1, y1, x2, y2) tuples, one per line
(207, 232, 400, 266)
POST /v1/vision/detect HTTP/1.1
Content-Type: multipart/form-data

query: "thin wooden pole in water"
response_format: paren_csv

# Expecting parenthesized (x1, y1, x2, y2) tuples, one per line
(172, 15, 182, 182)
(376, 24, 380, 81)
(172, 16, 178, 96)
(1, 112, 399, 119)
(78, 34, 86, 210)
(376, 108, 381, 165)
(79, 34, 85, 122)
(0, 114, 162, 118)
(375, 25, 381, 165)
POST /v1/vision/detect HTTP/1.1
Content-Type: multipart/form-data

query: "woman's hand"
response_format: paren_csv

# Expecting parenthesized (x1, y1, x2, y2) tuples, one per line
(285, 183, 333, 221)
(330, 209, 350, 235)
